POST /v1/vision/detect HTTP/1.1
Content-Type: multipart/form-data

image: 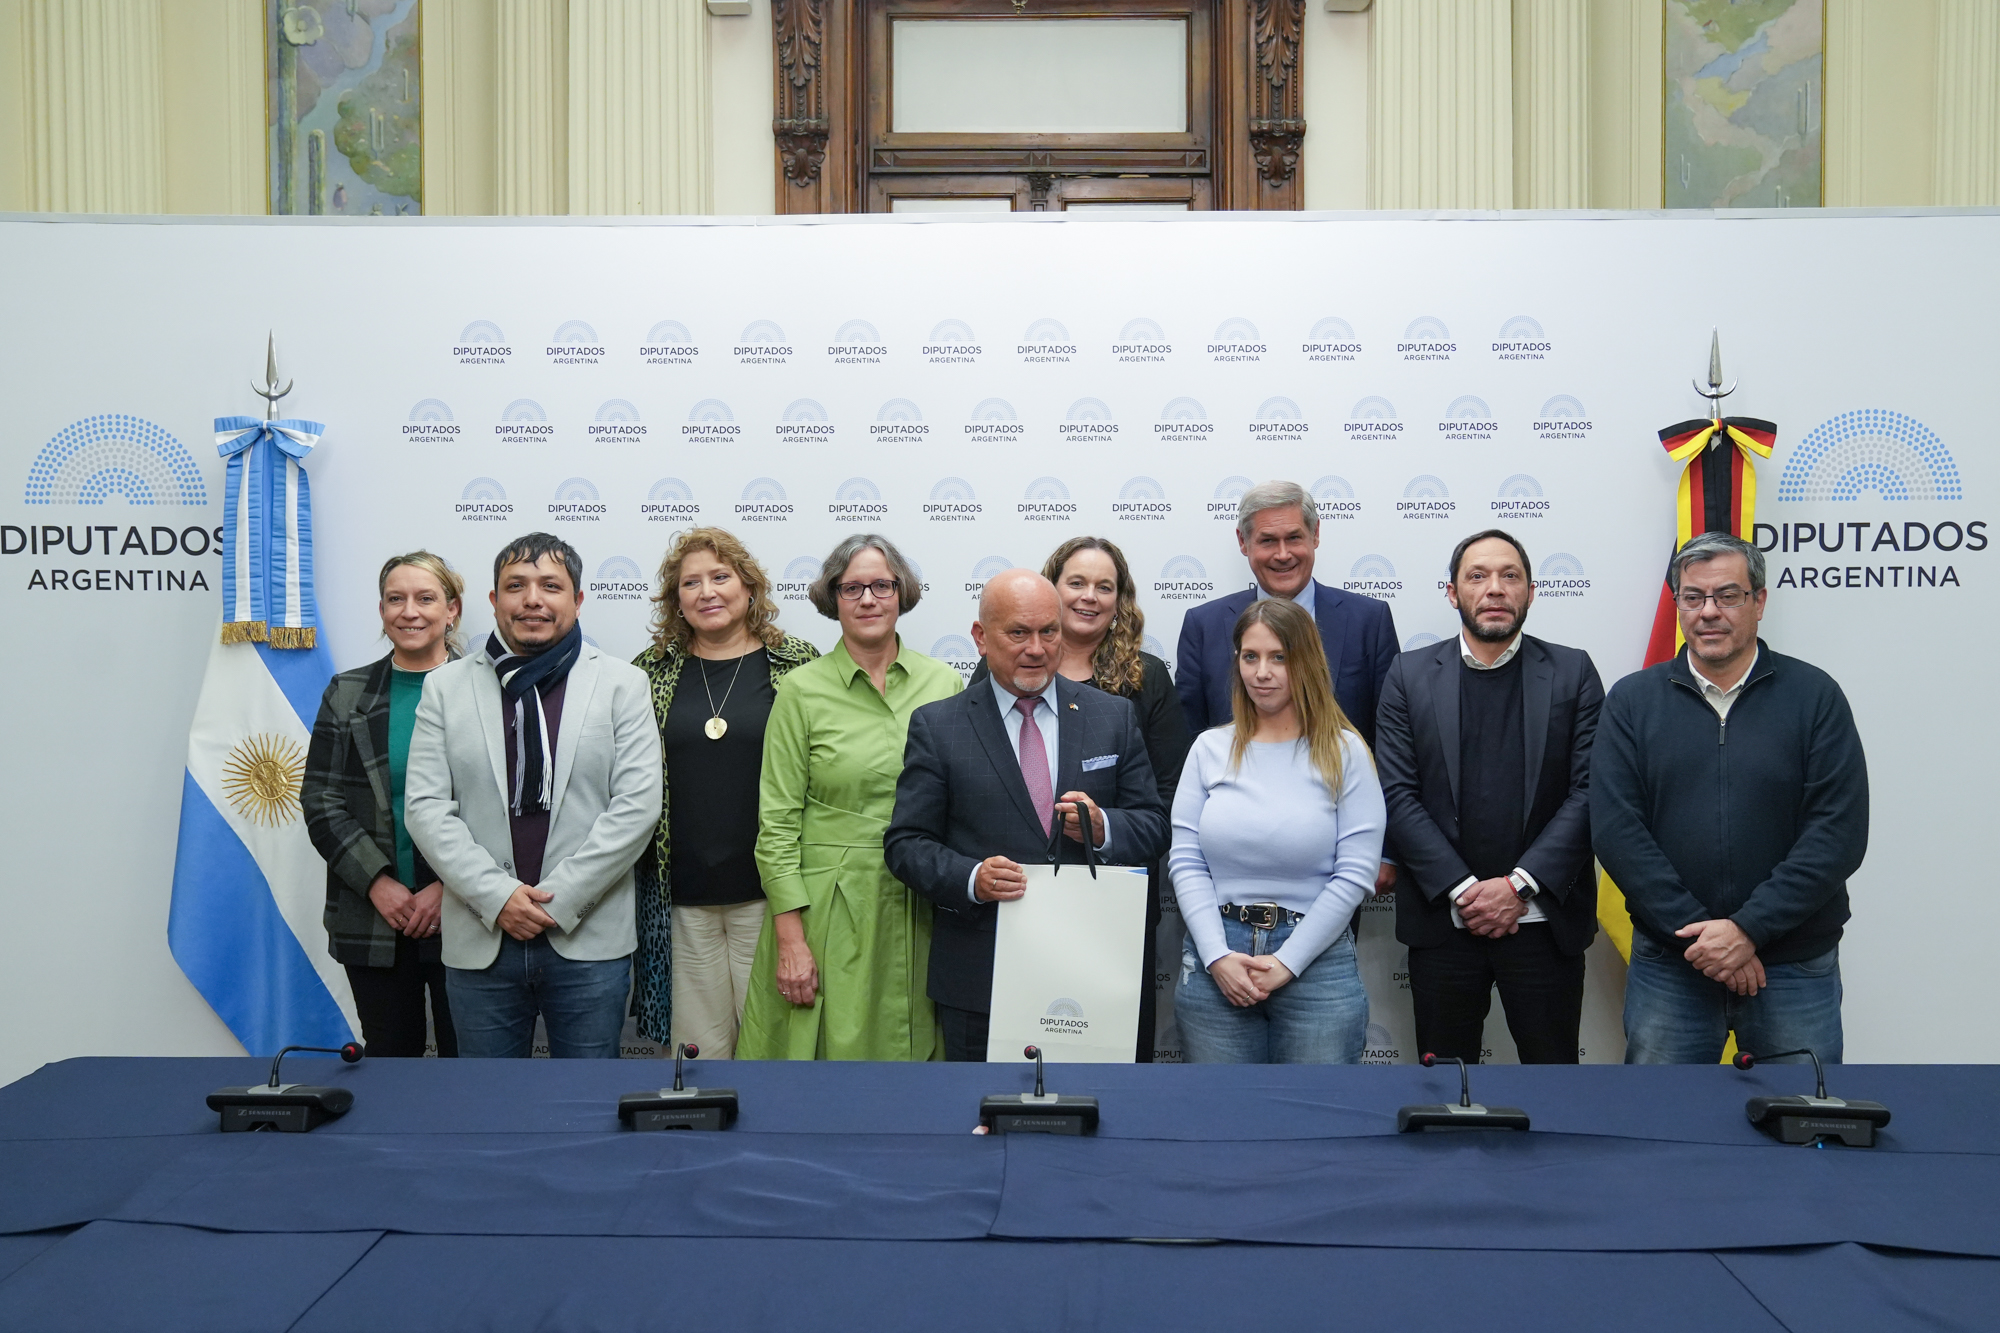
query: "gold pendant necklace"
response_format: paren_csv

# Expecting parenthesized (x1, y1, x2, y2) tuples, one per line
(699, 649, 748, 741)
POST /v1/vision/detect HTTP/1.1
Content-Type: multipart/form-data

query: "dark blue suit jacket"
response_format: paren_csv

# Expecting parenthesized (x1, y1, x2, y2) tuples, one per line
(1174, 579, 1399, 748)
(884, 676, 1169, 1014)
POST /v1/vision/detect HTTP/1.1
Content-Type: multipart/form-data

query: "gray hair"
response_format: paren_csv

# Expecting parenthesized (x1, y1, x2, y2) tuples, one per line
(809, 532, 923, 619)
(1235, 480, 1320, 540)
(1668, 531, 1766, 594)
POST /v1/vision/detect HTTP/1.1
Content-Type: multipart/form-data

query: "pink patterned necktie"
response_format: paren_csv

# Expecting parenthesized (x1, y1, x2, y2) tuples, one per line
(1014, 695, 1054, 837)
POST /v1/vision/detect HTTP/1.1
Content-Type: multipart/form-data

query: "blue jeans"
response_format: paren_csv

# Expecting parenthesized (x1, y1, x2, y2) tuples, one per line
(445, 934, 632, 1059)
(1623, 933, 1842, 1065)
(1175, 918, 1367, 1064)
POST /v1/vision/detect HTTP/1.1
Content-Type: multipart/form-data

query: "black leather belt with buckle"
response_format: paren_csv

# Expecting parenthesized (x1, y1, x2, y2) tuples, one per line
(1220, 902, 1302, 930)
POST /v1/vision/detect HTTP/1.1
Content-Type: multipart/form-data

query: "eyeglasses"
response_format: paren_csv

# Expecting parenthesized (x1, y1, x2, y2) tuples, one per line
(1675, 587, 1752, 610)
(837, 578, 901, 601)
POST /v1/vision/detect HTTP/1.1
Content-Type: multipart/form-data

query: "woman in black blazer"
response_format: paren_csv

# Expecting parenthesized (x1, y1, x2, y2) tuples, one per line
(970, 536, 1191, 1059)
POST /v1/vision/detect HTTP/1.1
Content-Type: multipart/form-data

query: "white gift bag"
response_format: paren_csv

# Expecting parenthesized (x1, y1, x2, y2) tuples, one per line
(986, 863, 1150, 1064)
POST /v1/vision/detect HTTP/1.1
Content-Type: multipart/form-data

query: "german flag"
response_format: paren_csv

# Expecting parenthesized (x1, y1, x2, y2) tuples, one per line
(1601, 414, 1778, 959)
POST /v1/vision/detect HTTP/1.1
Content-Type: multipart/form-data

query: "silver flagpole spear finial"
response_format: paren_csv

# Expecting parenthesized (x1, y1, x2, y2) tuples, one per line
(1693, 327, 1736, 444)
(253, 330, 294, 421)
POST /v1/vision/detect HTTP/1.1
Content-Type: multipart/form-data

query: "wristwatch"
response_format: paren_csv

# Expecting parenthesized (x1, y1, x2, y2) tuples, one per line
(1507, 871, 1537, 903)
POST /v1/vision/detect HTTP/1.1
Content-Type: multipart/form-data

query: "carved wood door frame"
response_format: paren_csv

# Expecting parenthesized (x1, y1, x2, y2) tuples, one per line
(771, 0, 1304, 213)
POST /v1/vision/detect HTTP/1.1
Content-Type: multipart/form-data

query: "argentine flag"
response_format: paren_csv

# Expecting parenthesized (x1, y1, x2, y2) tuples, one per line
(168, 630, 357, 1052)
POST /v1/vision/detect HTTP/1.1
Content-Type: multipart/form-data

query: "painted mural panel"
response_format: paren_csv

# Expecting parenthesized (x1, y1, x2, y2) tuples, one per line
(267, 1, 422, 216)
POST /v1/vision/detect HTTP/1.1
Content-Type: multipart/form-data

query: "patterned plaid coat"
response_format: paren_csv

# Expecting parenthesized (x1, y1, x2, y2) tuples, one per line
(303, 651, 455, 968)
(628, 632, 820, 1043)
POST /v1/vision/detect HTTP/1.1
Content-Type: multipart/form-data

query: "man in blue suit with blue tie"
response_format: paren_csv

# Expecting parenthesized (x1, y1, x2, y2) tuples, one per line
(1175, 480, 1401, 889)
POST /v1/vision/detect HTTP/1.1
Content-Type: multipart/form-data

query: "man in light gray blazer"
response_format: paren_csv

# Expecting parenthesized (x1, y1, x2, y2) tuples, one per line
(406, 533, 661, 1058)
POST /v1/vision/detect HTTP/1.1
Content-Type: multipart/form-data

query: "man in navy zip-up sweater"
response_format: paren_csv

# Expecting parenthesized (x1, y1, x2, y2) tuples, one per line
(1592, 532, 1868, 1065)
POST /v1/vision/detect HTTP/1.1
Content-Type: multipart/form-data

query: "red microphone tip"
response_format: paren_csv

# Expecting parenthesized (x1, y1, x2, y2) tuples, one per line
(682, 1043, 699, 1060)
(1732, 1051, 1755, 1070)
(340, 1042, 364, 1063)
(1023, 1045, 1039, 1060)
(1420, 1053, 1437, 1067)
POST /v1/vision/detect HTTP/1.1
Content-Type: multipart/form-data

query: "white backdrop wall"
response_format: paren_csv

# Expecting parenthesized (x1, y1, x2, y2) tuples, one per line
(1, 210, 1994, 1085)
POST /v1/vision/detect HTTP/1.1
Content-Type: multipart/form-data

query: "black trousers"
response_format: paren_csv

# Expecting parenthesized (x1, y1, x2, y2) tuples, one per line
(1407, 923, 1584, 1064)
(344, 933, 457, 1058)
(937, 1003, 990, 1063)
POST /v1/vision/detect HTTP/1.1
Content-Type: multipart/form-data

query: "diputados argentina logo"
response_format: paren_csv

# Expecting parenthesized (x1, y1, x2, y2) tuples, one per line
(684, 400, 739, 440)
(1020, 476, 1076, 523)
(1040, 998, 1089, 1035)
(495, 399, 553, 440)
(1114, 317, 1171, 363)
(1312, 475, 1362, 521)
(640, 320, 697, 365)
(1209, 317, 1264, 362)
(1491, 475, 1550, 520)
(641, 477, 699, 523)
(1532, 552, 1591, 598)
(1113, 477, 1171, 521)
(964, 398, 1022, 442)
(1345, 397, 1401, 442)
(547, 477, 605, 522)
(589, 400, 646, 439)
(15, 414, 217, 592)
(737, 320, 791, 365)
(1399, 316, 1455, 361)
(1439, 395, 1499, 441)
(736, 477, 792, 523)
(1156, 398, 1210, 443)
(547, 321, 604, 365)
(589, 556, 648, 602)
(926, 477, 980, 522)
(1061, 398, 1117, 438)
(1209, 475, 1251, 521)
(925, 320, 980, 364)
(1491, 315, 1551, 361)
(458, 477, 511, 522)
(776, 399, 833, 440)
(454, 320, 510, 364)
(1399, 475, 1455, 520)
(828, 319, 886, 365)
(1303, 316, 1361, 362)
(1760, 409, 1985, 592)
(406, 400, 458, 439)
(1535, 396, 1592, 439)
(873, 399, 927, 439)
(1019, 318, 1076, 363)
(1250, 397, 1308, 442)
(829, 477, 889, 519)
(1154, 555, 1213, 602)
(1344, 554, 1402, 600)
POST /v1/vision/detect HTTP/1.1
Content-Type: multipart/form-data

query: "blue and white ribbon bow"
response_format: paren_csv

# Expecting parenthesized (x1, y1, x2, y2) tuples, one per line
(214, 415, 325, 648)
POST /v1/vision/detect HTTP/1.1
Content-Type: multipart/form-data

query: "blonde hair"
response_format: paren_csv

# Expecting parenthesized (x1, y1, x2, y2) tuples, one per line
(377, 550, 465, 653)
(1227, 598, 1360, 795)
(1042, 536, 1145, 696)
(649, 527, 783, 656)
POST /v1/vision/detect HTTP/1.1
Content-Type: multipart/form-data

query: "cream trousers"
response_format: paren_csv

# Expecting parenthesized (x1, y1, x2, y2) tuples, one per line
(668, 900, 766, 1059)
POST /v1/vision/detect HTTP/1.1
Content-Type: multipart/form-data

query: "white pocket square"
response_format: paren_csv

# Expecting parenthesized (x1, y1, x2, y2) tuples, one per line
(1081, 754, 1118, 772)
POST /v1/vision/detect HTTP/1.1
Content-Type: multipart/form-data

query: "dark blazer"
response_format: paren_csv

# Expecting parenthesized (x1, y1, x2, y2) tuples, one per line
(1374, 634, 1604, 956)
(303, 651, 450, 969)
(1174, 579, 1398, 748)
(884, 675, 1171, 1013)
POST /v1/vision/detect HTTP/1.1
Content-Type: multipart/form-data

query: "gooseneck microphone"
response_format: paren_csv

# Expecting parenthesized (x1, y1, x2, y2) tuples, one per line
(268, 1042, 365, 1089)
(1397, 1053, 1531, 1133)
(619, 1043, 738, 1131)
(207, 1041, 367, 1133)
(1734, 1046, 1890, 1146)
(979, 1044, 1099, 1135)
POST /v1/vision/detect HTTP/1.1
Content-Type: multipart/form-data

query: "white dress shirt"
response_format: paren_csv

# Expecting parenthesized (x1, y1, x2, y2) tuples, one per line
(1255, 578, 1317, 619)
(1449, 629, 1546, 927)
(964, 672, 1114, 901)
(1690, 647, 1759, 720)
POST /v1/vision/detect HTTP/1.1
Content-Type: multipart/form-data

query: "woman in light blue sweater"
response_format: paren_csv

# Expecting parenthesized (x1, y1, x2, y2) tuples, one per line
(1169, 597, 1386, 1063)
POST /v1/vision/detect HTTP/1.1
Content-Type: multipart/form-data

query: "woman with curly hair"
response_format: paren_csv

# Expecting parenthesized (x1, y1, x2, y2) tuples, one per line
(630, 528, 819, 1058)
(970, 536, 1190, 1059)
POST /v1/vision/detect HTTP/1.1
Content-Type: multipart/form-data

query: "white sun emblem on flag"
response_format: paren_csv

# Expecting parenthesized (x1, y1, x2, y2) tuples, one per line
(221, 733, 306, 826)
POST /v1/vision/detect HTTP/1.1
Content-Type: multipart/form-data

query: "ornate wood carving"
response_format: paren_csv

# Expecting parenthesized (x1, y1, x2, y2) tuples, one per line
(1026, 172, 1054, 210)
(773, 0, 829, 188)
(1247, 0, 1305, 189)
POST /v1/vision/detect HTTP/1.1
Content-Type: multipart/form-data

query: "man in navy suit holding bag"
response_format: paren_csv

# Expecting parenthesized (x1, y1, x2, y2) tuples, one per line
(886, 570, 1169, 1062)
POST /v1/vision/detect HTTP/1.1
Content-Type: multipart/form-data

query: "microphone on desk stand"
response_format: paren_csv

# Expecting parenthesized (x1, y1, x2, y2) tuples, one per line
(206, 1042, 366, 1133)
(1396, 1053, 1531, 1133)
(1733, 1047, 1890, 1147)
(619, 1043, 739, 1131)
(979, 1045, 1100, 1135)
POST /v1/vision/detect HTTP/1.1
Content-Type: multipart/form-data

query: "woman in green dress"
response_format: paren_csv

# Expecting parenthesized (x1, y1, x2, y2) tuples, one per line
(737, 533, 962, 1060)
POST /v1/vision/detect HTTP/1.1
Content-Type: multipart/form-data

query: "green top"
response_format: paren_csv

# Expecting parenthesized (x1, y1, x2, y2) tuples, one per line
(387, 664, 427, 887)
(739, 637, 963, 1061)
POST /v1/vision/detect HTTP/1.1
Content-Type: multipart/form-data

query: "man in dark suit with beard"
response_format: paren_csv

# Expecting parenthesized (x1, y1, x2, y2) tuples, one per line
(1374, 530, 1604, 1064)
(885, 569, 1169, 1061)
